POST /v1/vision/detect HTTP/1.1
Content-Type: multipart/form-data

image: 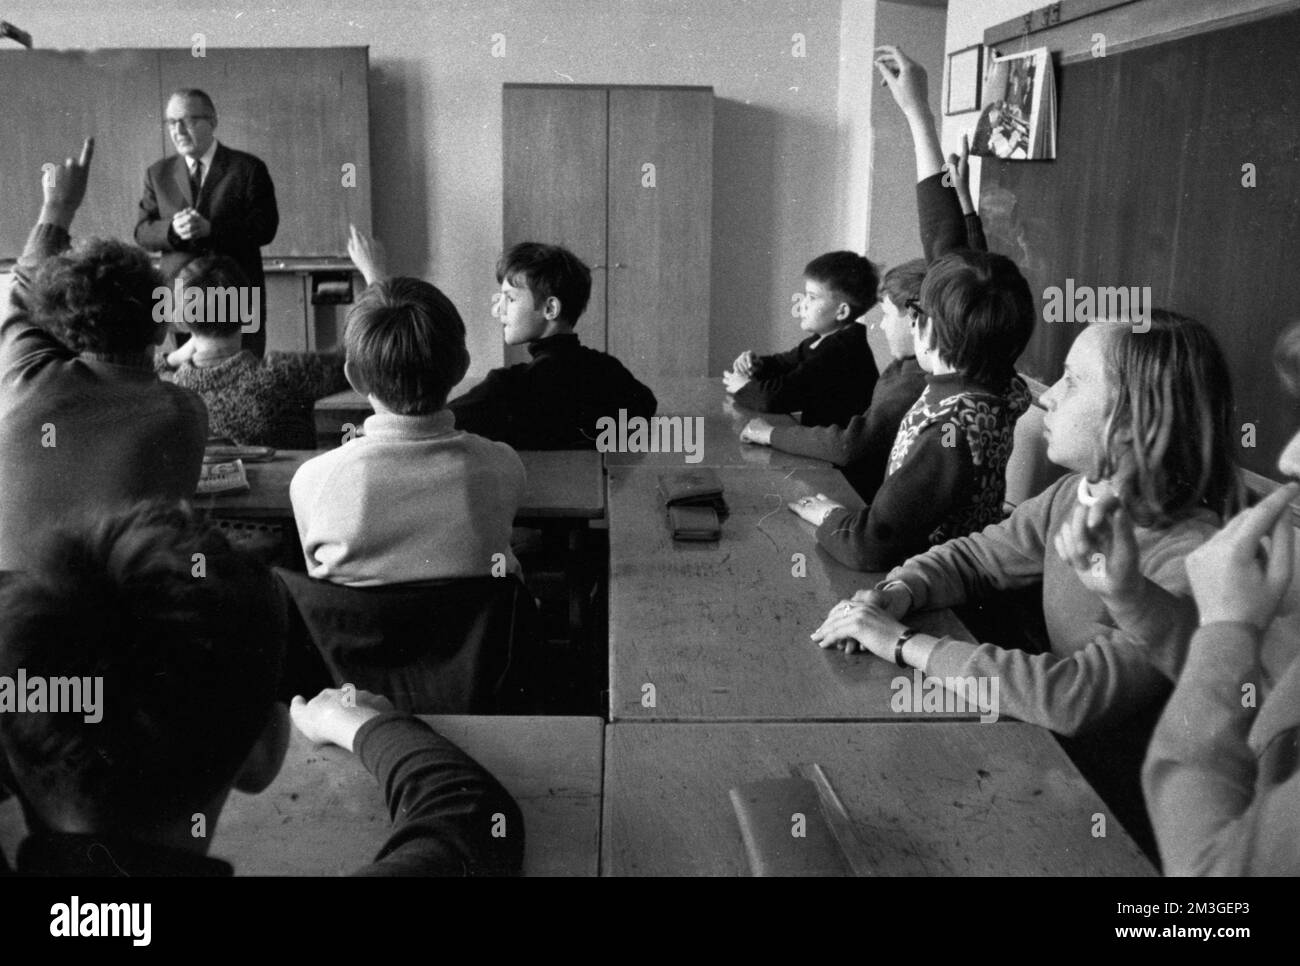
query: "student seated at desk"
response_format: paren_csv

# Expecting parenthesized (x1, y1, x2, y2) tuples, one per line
(291, 244, 525, 586)
(0, 139, 206, 572)
(1143, 324, 1300, 876)
(741, 260, 928, 500)
(0, 502, 524, 876)
(448, 242, 657, 449)
(723, 251, 879, 428)
(157, 255, 347, 449)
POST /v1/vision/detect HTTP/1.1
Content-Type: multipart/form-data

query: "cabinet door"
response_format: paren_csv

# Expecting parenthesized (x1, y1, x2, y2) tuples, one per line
(502, 86, 609, 357)
(607, 88, 712, 377)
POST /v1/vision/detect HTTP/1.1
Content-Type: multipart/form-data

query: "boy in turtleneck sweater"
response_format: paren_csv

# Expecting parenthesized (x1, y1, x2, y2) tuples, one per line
(290, 275, 524, 587)
(0, 139, 207, 572)
(448, 242, 657, 449)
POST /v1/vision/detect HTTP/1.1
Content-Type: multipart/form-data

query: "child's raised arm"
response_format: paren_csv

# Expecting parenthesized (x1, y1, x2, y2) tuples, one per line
(875, 45, 943, 182)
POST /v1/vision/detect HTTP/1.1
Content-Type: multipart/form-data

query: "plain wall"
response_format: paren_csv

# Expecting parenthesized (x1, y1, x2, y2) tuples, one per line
(5, 0, 858, 377)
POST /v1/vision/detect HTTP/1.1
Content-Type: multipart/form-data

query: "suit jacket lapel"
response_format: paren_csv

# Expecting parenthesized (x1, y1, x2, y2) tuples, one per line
(171, 154, 194, 207)
(198, 143, 230, 210)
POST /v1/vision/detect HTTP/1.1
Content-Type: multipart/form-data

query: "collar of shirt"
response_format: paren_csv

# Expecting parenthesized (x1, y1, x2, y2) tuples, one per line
(186, 139, 220, 184)
(360, 408, 459, 441)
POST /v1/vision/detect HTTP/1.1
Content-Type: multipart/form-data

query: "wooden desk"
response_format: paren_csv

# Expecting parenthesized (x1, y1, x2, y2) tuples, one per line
(218, 715, 603, 876)
(604, 376, 830, 469)
(0, 715, 603, 877)
(601, 721, 1157, 876)
(196, 449, 605, 521)
(607, 464, 975, 721)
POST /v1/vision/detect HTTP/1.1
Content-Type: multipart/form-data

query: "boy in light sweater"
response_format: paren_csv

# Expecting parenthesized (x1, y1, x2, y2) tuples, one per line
(290, 273, 525, 587)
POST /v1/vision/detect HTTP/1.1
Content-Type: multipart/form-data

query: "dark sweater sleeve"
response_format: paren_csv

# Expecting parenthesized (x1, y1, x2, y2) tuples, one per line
(917, 172, 969, 264)
(734, 333, 868, 418)
(350, 713, 525, 877)
(815, 422, 973, 572)
(448, 368, 519, 444)
(964, 213, 988, 253)
(2, 223, 76, 373)
(750, 340, 805, 379)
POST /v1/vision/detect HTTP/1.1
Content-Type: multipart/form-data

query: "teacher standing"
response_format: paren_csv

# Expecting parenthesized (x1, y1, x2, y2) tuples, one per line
(135, 88, 278, 357)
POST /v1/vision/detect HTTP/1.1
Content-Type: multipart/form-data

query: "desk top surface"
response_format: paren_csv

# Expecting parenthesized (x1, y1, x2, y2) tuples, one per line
(220, 715, 604, 877)
(607, 464, 973, 721)
(196, 448, 606, 520)
(603, 377, 829, 469)
(602, 721, 1157, 877)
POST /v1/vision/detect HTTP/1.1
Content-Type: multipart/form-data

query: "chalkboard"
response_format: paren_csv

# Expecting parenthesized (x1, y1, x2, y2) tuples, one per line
(980, 9, 1300, 478)
(0, 47, 371, 262)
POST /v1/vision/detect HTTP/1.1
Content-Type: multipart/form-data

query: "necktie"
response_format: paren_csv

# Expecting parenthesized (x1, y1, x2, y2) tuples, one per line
(190, 160, 204, 202)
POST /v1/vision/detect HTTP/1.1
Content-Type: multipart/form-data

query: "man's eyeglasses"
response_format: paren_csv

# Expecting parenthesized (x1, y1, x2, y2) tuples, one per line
(166, 115, 214, 128)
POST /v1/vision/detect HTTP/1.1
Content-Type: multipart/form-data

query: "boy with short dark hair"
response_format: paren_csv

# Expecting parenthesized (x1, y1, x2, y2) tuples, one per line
(742, 259, 929, 499)
(448, 241, 657, 449)
(291, 273, 525, 586)
(0, 140, 207, 572)
(0, 502, 524, 876)
(724, 250, 879, 428)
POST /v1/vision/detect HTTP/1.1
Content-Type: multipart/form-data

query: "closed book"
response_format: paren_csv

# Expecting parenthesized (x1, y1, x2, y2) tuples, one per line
(729, 777, 852, 877)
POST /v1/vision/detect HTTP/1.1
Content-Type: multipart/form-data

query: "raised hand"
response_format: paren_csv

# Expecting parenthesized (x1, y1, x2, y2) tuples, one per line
(1187, 483, 1299, 631)
(1053, 488, 1141, 601)
(874, 45, 930, 120)
(347, 223, 389, 286)
(945, 133, 974, 214)
(41, 137, 94, 226)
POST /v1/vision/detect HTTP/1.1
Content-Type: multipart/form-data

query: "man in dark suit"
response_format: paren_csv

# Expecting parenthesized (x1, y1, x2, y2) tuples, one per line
(135, 89, 278, 357)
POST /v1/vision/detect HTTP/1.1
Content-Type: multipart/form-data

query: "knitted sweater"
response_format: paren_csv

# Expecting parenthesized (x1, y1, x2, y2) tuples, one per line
(290, 409, 525, 586)
(0, 223, 207, 571)
(815, 371, 1032, 571)
(3, 713, 525, 876)
(883, 473, 1220, 737)
(449, 332, 657, 449)
(768, 356, 926, 499)
(1144, 621, 1300, 875)
(733, 323, 878, 429)
(161, 350, 346, 449)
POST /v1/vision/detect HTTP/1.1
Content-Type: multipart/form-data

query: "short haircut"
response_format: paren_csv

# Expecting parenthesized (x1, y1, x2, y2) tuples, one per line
(879, 258, 928, 309)
(30, 238, 164, 354)
(1096, 310, 1244, 527)
(174, 255, 251, 337)
(344, 277, 470, 414)
(169, 88, 216, 117)
(918, 251, 1035, 386)
(804, 251, 880, 319)
(0, 502, 285, 830)
(497, 242, 592, 325)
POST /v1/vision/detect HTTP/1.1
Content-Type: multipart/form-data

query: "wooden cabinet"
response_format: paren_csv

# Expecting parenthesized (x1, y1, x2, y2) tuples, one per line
(502, 84, 713, 377)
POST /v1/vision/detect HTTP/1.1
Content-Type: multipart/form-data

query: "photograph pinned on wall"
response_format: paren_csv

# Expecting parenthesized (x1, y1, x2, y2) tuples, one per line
(970, 47, 1056, 160)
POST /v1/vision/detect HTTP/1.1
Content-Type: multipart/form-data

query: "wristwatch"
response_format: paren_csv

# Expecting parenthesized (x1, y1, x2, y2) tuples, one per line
(893, 628, 918, 668)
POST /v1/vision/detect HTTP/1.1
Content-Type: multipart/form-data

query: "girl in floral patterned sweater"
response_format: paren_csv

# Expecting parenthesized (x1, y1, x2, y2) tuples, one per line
(791, 253, 1035, 572)
(157, 255, 346, 449)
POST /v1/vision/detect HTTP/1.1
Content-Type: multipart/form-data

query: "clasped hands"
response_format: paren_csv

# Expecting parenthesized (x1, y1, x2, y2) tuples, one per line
(172, 206, 211, 241)
(811, 584, 911, 658)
